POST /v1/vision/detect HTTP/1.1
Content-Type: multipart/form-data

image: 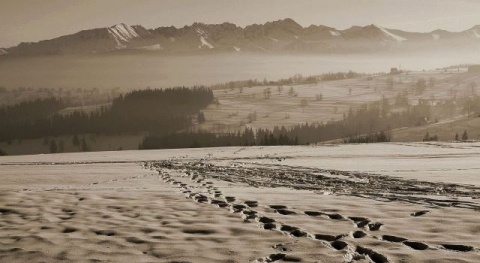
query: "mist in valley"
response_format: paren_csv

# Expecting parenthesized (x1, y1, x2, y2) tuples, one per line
(3, 2, 480, 262)
(1, 50, 479, 89)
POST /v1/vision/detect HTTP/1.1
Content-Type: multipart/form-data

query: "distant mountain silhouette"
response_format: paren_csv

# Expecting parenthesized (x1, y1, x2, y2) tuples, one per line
(1, 19, 480, 57)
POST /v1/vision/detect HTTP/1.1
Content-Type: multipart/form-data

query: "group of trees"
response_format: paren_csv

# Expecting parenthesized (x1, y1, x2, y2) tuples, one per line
(423, 130, 469, 142)
(139, 127, 299, 149)
(0, 98, 65, 142)
(0, 87, 214, 142)
(208, 71, 363, 92)
(454, 130, 469, 141)
(0, 86, 123, 109)
(45, 135, 89, 153)
(343, 131, 391, 144)
(140, 99, 434, 149)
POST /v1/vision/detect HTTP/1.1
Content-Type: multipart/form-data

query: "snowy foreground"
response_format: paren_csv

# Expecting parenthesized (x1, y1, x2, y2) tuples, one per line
(1, 142, 480, 262)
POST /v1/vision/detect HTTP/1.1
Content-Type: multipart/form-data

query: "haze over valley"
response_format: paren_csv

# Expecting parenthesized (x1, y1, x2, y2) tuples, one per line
(1, 1, 480, 263)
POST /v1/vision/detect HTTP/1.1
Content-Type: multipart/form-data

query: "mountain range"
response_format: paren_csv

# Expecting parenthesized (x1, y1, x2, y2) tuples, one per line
(1, 18, 480, 57)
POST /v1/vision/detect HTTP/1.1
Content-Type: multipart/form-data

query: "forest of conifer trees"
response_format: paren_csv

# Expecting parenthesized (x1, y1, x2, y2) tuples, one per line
(139, 101, 432, 149)
(0, 82, 441, 152)
(0, 87, 214, 142)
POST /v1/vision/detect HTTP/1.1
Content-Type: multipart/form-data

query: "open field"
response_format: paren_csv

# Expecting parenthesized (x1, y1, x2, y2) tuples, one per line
(391, 115, 480, 142)
(200, 69, 479, 131)
(0, 134, 144, 156)
(1, 142, 480, 262)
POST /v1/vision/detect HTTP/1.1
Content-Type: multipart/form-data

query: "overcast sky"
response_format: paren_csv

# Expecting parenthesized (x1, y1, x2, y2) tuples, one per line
(1, 0, 480, 47)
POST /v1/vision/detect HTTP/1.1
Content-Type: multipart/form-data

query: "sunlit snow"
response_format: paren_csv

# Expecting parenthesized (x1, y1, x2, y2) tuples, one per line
(108, 24, 140, 48)
(378, 26, 407, 42)
(195, 28, 214, 49)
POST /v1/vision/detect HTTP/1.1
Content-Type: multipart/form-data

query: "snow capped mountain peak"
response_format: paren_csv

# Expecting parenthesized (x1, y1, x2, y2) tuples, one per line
(377, 26, 407, 42)
(465, 25, 480, 38)
(471, 30, 480, 39)
(113, 24, 138, 36)
(3, 19, 480, 57)
(195, 27, 214, 49)
(329, 30, 340, 36)
(108, 23, 140, 48)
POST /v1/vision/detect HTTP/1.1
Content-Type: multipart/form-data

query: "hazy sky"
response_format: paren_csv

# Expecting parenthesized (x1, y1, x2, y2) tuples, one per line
(1, 0, 480, 47)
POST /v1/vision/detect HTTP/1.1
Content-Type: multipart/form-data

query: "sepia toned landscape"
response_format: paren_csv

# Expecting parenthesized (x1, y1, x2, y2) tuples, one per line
(1, 143, 480, 262)
(1, 1, 480, 262)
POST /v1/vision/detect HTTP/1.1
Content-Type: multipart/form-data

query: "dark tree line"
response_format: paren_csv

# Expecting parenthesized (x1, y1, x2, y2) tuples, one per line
(0, 98, 65, 142)
(139, 127, 298, 149)
(140, 100, 432, 149)
(0, 87, 214, 142)
(343, 131, 391, 144)
(208, 71, 363, 91)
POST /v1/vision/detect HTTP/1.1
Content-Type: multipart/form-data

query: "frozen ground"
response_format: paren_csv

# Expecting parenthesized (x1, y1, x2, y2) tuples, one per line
(1, 142, 480, 262)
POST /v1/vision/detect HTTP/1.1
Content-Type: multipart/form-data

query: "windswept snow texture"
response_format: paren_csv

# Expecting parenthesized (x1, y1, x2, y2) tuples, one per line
(1, 142, 480, 262)
(196, 28, 214, 49)
(378, 26, 407, 42)
(108, 24, 140, 48)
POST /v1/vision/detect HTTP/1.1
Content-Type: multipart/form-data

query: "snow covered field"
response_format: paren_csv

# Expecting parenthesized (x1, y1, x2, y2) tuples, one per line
(201, 70, 478, 131)
(1, 142, 480, 262)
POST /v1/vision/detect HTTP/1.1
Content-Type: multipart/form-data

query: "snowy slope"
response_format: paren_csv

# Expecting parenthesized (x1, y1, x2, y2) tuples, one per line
(329, 30, 341, 36)
(2, 19, 480, 56)
(195, 28, 214, 49)
(108, 23, 140, 48)
(469, 29, 480, 39)
(378, 26, 407, 42)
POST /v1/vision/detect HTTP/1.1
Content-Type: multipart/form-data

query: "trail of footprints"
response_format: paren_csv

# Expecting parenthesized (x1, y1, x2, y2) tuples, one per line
(149, 163, 478, 262)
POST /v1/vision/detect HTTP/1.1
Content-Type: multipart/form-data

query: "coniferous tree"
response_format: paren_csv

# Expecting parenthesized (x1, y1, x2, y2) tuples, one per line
(72, 135, 80, 146)
(198, 112, 206, 124)
(0, 148, 7, 156)
(49, 140, 58, 153)
(59, 140, 65, 152)
(462, 130, 468, 141)
(423, 132, 430, 142)
(81, 137, 88, 152)
(0, 87, 214, 142)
